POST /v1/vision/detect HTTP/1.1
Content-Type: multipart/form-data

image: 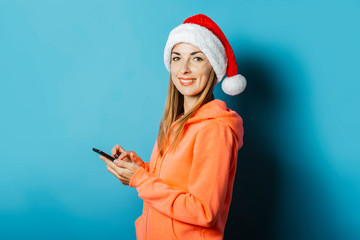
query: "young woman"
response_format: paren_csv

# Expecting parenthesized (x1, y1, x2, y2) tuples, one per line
(99, 14, 246, 240)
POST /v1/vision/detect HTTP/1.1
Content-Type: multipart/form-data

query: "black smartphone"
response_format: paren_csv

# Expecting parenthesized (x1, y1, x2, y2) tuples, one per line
(92, 148, 116, 161)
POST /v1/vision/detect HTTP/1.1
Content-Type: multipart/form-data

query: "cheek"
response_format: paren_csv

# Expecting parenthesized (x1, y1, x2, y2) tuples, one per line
(170, 65, 178, 77)
(171, 73, 179, 87)
(200, 70, 211, 82)
(195, 63, 211, 75)
(171, 72, 177, 83)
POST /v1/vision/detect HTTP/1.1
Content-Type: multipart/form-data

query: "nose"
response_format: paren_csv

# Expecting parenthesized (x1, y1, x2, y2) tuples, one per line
(180, 59, 191, 74)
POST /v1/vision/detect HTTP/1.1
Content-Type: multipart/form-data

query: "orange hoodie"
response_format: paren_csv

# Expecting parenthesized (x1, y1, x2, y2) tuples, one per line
(129, 99, 244, 240)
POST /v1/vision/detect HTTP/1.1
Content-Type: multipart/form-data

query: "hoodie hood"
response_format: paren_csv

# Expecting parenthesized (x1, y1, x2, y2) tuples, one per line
(186, 99, 244, 149)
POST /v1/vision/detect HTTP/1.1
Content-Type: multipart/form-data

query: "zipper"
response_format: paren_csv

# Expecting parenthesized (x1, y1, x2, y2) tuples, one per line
(157, 145, 171, 177)
(152, 135, 172, 175)
(156, 123, 177, 176)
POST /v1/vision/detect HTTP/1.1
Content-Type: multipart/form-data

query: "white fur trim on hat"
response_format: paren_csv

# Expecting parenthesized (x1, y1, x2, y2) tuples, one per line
(221, 74, 247, 96)
(164, 23, 227, 82)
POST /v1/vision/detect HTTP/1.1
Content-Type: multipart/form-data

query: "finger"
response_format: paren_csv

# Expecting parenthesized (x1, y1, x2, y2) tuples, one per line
(129, 151, 144, 167)
(130, 151, 137, 161)
(118, 151, 132, 163)
(110, 145, 120, 157)
(107, 165, 126, 184)
(111, 162, 132, 179)
(112, 165, 131, 185)
(113, 159, 129, 168)
(107, 165, 121, 178)
(100, 155, 122, 170)
(114, 166, 137, 186)
(111, 144, 126, 158)
(99, 155, 113, 163)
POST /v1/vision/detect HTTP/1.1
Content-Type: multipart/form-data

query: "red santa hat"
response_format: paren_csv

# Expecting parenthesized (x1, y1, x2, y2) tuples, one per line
(164, 14, 246, 96)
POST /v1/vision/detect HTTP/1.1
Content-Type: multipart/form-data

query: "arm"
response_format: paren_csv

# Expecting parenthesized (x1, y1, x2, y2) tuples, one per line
(129, 120, 238, 227)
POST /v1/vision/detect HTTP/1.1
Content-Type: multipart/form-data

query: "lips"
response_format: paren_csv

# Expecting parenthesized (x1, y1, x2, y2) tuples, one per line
(179, 77, 196, 86)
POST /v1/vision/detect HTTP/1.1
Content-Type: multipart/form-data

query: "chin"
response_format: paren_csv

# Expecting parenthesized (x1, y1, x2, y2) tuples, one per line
(180, 91, 201, 97)
(175, 84, 204, 97)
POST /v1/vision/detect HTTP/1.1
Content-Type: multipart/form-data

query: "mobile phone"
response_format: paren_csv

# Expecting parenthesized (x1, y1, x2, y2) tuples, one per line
(92, 148, 116, 161)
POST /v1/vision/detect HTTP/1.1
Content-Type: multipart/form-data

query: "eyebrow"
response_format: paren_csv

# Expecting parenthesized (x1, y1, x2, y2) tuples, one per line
(171, 51, 203, 55)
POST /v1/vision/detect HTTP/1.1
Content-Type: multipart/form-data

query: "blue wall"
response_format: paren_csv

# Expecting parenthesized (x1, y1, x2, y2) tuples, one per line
(1, 0, 359, 239)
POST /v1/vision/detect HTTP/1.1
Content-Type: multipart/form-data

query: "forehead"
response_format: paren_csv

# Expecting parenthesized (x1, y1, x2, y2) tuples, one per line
(172, 42, 202, 53)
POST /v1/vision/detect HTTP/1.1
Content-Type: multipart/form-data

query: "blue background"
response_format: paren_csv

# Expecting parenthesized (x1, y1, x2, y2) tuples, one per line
(1, 0, 359, 239)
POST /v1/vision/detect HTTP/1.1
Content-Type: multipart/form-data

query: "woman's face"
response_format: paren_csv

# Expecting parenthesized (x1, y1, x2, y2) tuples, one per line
(170, 43, 212, 97)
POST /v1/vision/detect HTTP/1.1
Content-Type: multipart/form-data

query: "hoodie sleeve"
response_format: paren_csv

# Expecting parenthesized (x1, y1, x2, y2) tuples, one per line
(129, 119, 238, 227)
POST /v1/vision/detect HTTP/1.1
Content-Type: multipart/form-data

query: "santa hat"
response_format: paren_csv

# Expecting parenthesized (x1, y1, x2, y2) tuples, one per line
(164, 14, 246, 96)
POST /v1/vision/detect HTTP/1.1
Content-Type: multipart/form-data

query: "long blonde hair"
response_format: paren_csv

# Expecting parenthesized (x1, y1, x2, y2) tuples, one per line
(157, 67, 217, 156)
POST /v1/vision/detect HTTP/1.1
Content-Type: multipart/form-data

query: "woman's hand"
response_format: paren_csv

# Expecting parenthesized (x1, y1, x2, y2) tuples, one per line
(110, 144, 131, 162)
(99, 145, 143, 185)
(111, 144, 146, 168)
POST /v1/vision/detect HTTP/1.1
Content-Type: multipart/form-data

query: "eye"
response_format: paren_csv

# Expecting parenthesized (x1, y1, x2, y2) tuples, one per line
(172, 57, 180, 61)
(194, 57, 203, 62)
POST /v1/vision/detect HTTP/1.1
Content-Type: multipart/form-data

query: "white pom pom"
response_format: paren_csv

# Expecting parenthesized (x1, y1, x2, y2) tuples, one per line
(221, 74, 247, 96)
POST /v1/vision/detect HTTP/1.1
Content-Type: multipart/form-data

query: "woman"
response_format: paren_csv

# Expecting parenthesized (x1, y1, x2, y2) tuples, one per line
(99, 14, 246, 240)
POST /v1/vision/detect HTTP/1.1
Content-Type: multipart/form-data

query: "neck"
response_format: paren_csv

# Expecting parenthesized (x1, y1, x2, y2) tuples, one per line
(183, 95, 201, 115)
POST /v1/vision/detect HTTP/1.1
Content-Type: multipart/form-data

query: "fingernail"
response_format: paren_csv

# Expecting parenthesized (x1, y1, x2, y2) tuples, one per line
(114, 160, 119, 164)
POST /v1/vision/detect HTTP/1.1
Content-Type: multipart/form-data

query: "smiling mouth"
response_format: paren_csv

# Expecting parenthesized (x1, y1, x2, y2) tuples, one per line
(179, 78, 196, 86)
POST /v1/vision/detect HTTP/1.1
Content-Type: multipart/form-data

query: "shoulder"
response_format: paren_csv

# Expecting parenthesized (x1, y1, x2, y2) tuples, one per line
(200, 118, 231, 129)
(192, 118, 238, 154)
(195, 118, 233, 139)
